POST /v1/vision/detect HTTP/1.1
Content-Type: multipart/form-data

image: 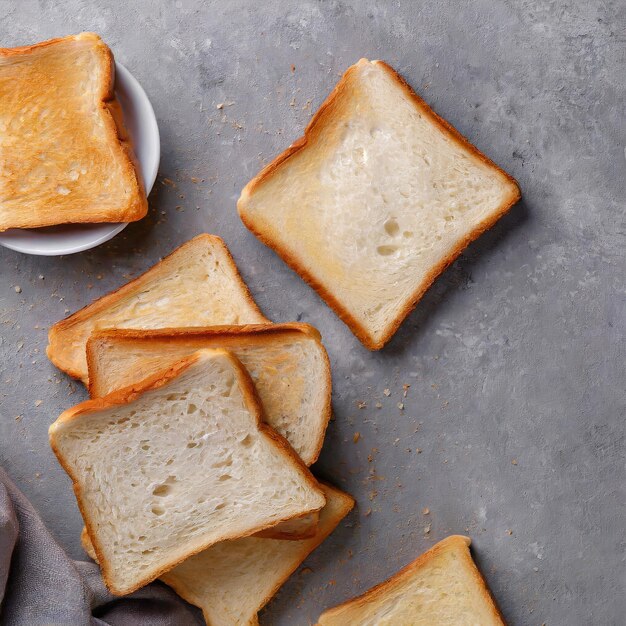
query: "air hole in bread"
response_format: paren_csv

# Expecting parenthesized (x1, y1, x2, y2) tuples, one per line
(187, 403, 198, 414)
(403, 231, 413, 238)
(151, 505, 165, 516)
(384, 218, 399, 236)
(219, 474, 232, 482)
(152, 483, 172, 497)
(377, 245, 398, 256)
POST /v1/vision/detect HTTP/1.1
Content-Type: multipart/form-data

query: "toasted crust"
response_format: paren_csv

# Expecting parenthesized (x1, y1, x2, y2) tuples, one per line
(0, 33, 147, 230)
(49, 349, 325, 595)
(85, 322, 331, 465)
(163, 482, 355, 624)
(238, 59, 521, 350)
(316, 535, 506, 625)
(46, 234, 268, 382)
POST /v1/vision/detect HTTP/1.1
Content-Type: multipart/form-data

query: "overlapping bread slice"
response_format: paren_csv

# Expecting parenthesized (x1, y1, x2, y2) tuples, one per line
(0, 33, 147, 230)
(238, 59, 520, 349)
(47, 234, 268, 383)
(316, 535, 505, 625)
(83, 482, 354, 625)
(86, 323, 331, 466)
(50, 349, 325, 595)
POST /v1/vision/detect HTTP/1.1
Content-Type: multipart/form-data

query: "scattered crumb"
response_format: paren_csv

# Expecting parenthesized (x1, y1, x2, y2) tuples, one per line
(506, 529, 513, 536)
(357, 401, 366, 409)
(397, 402, 404, 410)
(14, 415, 22, 421)
(14, 286, 21, 293)
(35, 400, 42, 407)
(216, 103, 224, 109)
(353, 432, 360, 443)
(383, 388, 391, 396)
(38, 275, 44, 280)
(375, 401, 382, 409)
(512, 459, 518, 465)
(35, 472, 41, 478)
(300, 567, 313, 575)
(289, 97, 296, 107)
(191, 177, 201, 183)
(422, 507, 430, 515)
(424, 523, 431, 534)
(393, 438, 400, 445)
(161, 177, 176, 187)
(402, 384, 410, 397)
(368, 490, 378, 501)
(364, 508, 372, 516)
(416, 448, 422, 454)
(291, 64, 296, 72)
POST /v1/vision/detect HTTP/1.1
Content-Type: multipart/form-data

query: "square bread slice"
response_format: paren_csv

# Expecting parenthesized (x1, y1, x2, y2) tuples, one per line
(82, 482, 354, 626)
(238, 59, 521, 349)
(47, 234, 268, 383)
(49, 349, 325, 595)
(86, 323, 331, 466)
(316, 535, 505, 625)
(0, 33, 147, 231)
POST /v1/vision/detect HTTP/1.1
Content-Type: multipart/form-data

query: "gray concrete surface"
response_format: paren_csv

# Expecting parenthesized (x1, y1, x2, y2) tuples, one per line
(1, 1, 624, 624)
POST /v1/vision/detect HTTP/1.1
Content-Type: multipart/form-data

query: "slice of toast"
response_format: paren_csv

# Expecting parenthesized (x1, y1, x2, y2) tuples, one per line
(316, 535, 505, 625)
(238, 59, 520, 349)
(49, 349, 325, 595)
(82, 482, 354, 626)
(86, 323, 331, 466)
(47, 234, 268, 383)
(0, 33, 147, 231)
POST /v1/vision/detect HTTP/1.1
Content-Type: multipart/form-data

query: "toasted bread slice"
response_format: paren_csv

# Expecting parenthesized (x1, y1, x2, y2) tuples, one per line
(86, 323, 331, 466)
(238, 59, 520, 349)
(0, 33, 147, 231)
(83, 482, 353, 626)
(317, 535, 505, 625)
(50, 350, 325, 595)
(47, 234, 268, 383)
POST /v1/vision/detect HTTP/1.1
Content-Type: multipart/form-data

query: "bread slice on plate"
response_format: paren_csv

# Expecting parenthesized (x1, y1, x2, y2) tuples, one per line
(47, 234, 268, 383)
(86, 323, 331, 466)
(49, 349, 325, 595)
(0, 32, 147, 231)
(238, 58, 521, 350)
(316, 535, 505, 625)
(82, 482, 354, 626)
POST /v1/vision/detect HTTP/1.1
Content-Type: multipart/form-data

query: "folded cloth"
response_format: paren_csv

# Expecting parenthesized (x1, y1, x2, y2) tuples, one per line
(0, 467, 203, 625)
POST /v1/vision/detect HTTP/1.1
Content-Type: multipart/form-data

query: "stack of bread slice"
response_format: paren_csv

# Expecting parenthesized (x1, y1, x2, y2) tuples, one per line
(47, 234, 353, 622)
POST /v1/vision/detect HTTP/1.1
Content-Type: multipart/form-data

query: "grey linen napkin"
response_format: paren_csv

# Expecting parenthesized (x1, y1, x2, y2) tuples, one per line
(0, 467, 203, 626)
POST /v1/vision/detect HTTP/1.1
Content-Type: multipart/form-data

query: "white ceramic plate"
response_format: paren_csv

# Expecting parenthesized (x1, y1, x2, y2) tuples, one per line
(0, 62, 160, 256)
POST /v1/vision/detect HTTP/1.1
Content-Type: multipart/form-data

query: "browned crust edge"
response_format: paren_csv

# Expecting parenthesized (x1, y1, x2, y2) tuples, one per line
(0, 32, 147, 230)
(161, 481, 355, 624)
(253, 510, 319, 540)
(316, 535, 506, 625)
(85, 321, 332, 465)
(49, 349, 325, 596)
(46, 233, 269, 382)
(238, 59, 521, 350)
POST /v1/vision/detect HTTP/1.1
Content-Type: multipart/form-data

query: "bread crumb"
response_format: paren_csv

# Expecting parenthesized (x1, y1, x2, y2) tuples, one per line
(422, 507, 430, 515)
(14, 286, 21, 293)
(506, 529, 513, 535)
(375, 401, 382, 409)
(191, 177, 201, 183)
(368, 490, 378, 501)
(424, 523, 431, 534)
(353, 432, 360, 443)
(364, 508, 372, 516)
(402, 384, 410, 397)
(300, 567, 313, 575)
(511, 459, 518, 465)
(291, 64, 296, 72)
(383, 388, 391, 396)
(38, 274, 44, 280)
(216, 103, 224, 109)
(416, 448, 422, 453)
(357, 401, 366, 409)
(397, 402, 404, 410)
(14, 415, 22, 421)
(35, 400, 42, 407)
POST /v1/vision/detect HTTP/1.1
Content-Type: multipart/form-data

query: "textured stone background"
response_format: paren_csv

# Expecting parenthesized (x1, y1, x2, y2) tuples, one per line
(1, 1, 624, 624)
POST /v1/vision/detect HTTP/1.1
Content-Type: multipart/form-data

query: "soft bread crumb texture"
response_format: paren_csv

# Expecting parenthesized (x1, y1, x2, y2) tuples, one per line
(82, 483, 353, 626)
(239, 59, 520, 349)
(161, 483, 353, 626)
(50, 350, 324, 595)
(317, 535, 505, 626)
(87, 325, 330, 465)
(47, 235, 268, 382)
(0, 33, 146, 230)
